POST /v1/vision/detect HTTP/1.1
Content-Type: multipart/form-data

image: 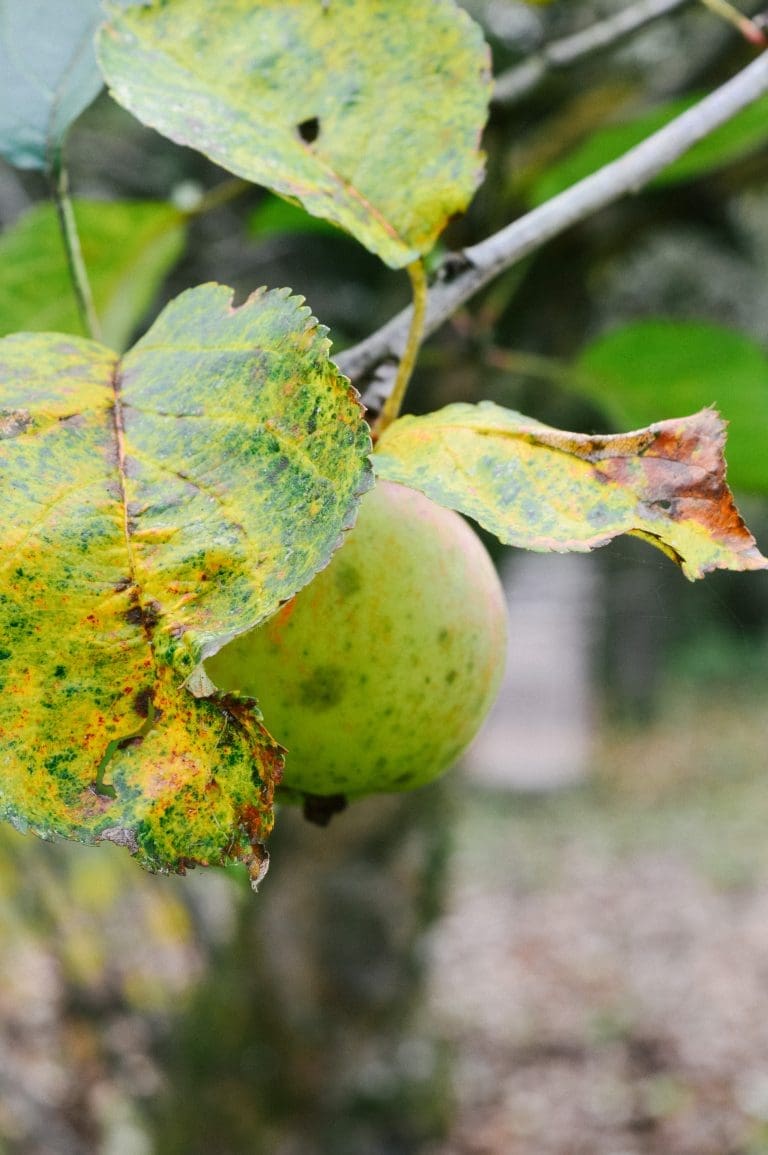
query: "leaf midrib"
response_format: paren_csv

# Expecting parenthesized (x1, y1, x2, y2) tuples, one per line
(109, 362, 140, 603)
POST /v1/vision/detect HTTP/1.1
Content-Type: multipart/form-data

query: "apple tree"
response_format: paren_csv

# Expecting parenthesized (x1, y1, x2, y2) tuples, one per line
(0, 0, 767, 886)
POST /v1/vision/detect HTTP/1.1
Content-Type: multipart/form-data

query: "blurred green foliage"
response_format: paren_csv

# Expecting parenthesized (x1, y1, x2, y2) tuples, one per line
(0, 198, 186, 350)
(530, 93, 768, 206)
(577, 321, 768, 494)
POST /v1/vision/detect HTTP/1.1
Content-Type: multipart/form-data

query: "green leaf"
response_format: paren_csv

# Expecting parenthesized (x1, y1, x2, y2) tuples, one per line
(249, 195, 343, 242)
(0, 0, 104, 170)
(0, 199, 187, 352)
(97, 0, 491, 268)
(529, 94, 768, 206)
(0, 284, 372, 873)
(373, 402, 767, 579)
(577, 321, 768, 496)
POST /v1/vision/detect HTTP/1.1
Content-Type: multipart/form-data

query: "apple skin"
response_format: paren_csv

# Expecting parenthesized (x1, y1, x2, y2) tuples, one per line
(206, 479, 507, 798)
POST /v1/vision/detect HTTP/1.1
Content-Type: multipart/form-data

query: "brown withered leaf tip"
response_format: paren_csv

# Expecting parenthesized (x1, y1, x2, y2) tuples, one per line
(373, 402, 767, 579)
(576, 410, 767, 574)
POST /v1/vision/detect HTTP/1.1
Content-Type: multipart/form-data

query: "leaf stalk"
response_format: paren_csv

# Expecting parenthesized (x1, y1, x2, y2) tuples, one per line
(50, 153, 102, 343)
(374, 259, 428, 434)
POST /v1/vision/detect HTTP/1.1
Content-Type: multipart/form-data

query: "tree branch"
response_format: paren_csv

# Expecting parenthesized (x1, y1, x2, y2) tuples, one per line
(493, 0, 695, 107)
(338, 48, 768, 401)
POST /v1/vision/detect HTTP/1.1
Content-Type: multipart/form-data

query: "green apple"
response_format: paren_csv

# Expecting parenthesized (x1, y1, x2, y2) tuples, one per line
(206, 480, 507, 798)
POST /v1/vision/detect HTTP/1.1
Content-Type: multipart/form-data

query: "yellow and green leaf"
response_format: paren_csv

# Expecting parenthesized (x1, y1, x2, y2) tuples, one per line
(97, 0, 491, 268)
(373, 402, 767, 579)
(0, 284, 372, 873)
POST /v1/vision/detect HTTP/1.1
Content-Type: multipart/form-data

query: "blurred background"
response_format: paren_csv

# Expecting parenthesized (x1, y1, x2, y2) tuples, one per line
(2, 0, 768, 1151)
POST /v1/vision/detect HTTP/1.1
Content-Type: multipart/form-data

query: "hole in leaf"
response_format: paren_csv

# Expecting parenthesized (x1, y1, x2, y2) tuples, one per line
(297, 116, 320, 144)
(91, 695, 157, 798)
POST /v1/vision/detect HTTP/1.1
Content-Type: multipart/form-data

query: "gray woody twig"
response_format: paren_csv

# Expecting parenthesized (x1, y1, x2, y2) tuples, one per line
(493, 0, 695, 107)
(338, 47, 768, 399)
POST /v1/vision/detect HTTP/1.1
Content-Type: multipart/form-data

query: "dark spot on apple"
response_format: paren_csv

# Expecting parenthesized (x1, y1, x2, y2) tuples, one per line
(0, 409, 33, 438)
(334, 562, 361, 597)
(143, 600, 161, 629)
(100, 826, 139, 853)
(299, 664, 346, 710)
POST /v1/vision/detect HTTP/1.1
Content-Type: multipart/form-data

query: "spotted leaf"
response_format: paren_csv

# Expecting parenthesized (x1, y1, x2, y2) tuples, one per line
(97, 0, 491, 267)
(373, 402, 767, 579)
(0, 283, 372, 873)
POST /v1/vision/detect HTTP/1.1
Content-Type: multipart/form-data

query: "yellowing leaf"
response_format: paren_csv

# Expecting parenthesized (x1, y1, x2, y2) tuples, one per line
(97, 0, 491, 267)
(373, 402, 767, 579)
(0, 284, 372, 873)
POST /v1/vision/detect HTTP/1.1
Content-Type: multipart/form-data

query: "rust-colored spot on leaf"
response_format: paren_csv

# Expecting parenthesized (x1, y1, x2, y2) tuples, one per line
(0, 285, 371, 875)
(374, 403, 767, 579)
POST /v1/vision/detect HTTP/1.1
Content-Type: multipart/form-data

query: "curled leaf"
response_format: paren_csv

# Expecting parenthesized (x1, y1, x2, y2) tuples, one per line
(373, 402, 767, 579)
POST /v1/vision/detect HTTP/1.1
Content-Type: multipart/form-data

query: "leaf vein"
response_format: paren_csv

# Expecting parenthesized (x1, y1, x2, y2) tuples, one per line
(0, 479, 106, 576)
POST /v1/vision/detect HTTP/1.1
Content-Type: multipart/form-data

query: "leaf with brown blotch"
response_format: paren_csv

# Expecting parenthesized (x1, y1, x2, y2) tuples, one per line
(373, 402, 767, 579)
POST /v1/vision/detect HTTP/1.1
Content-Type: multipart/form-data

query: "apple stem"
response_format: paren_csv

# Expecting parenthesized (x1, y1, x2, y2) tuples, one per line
(374, 258, 429, 434)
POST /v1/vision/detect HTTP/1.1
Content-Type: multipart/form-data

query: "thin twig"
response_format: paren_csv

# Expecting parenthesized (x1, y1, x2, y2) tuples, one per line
(50, 154, 102, 343)
(338, 48, 768, 400)
(493, 0, 695, 107)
